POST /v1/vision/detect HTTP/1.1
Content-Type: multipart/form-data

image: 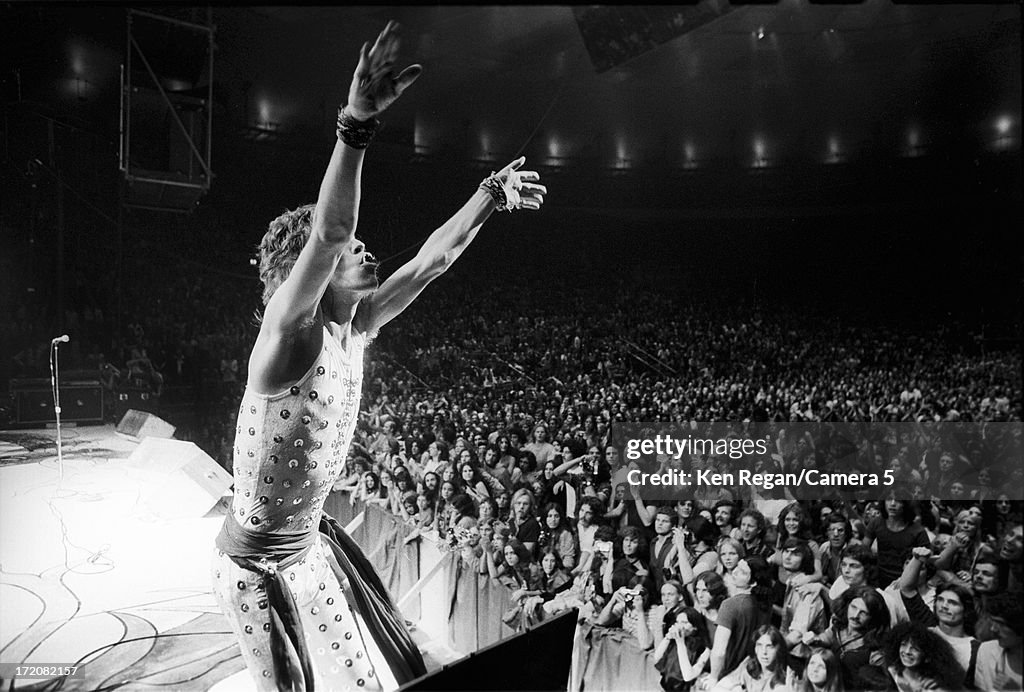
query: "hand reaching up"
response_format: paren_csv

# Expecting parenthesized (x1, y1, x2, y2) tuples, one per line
(347, 21, 422, 120)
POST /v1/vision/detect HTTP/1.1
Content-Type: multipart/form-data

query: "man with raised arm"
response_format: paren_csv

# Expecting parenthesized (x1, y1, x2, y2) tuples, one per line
(211, 22, 546, 691)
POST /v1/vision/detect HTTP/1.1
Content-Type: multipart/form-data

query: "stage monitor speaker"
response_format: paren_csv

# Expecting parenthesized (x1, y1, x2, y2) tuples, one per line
(126, 438, 232, 519)
(116, 408, 176, 440)
(400, 610, 577, 691)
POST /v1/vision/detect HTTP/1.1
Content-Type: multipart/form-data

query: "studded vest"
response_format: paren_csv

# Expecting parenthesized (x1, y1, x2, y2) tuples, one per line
(230, 325, 365, 534)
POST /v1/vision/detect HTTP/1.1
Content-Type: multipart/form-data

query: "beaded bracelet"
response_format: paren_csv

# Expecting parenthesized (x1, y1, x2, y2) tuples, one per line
(336, 106, 381, 149)
(479, 173, 511, 211)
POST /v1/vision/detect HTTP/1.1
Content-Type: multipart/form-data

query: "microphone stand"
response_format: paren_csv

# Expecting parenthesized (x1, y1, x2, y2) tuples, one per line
(50, 339, 65, 488)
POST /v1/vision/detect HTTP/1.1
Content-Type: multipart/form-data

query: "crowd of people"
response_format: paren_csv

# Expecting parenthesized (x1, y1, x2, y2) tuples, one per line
(3, 252, 1021, 691)
(334, 409, 1022, 691)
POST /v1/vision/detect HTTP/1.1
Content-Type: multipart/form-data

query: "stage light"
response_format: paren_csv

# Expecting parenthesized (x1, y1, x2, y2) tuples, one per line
(752, 136, 768, 168)
(478, 130, 494, 161)
(547, 136, 562, 159)
(70, 45, 86, 76)
(826, 135, 843, 163)
(757, 26, 765, 40)
(614, 134, 631, 169)
(990, 114, 1017, 152)
(903, 126, 924, 157)
(683, 141, 697, 169)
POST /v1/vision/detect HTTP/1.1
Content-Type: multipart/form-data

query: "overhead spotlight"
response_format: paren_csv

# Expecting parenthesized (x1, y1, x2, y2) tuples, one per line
(827, 135, 842, 163)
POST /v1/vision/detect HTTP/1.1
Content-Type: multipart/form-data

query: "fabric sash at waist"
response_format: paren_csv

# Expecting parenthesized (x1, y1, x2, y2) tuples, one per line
(216, 514, 318, 564)
(215, 512, 426, 692)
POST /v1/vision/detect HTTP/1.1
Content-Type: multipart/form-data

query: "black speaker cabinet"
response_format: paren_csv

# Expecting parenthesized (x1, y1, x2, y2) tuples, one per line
(11, 378, 104, 426)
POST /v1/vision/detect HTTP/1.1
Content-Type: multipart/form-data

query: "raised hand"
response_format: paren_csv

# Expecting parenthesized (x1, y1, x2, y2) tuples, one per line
(490, 157, 546, 211)
(348, 21, 422, 120)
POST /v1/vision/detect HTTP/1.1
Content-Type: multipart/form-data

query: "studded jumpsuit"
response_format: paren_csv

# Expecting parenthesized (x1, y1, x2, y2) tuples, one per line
(211, 326, 397, 691)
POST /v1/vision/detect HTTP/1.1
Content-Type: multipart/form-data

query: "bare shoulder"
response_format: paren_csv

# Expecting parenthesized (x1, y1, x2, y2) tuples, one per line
(248, 320, 324, 395)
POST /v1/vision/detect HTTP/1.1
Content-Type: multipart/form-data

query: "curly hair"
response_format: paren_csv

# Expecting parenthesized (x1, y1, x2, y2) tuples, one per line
(617, 525, 648, 558)
(257, 204, 315, 305)
(776, 501, 814, 546)
(883, 621, 964, 689)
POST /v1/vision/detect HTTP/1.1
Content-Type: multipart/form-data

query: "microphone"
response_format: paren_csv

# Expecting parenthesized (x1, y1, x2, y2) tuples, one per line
(52, 335, 70, 344)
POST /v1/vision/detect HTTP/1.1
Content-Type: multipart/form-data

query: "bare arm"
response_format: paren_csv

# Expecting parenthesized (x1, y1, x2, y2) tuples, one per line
(900, 547, 931, 596)
(251, 22, 420, 393)
(708, 624, 732, 683)
(356, 159, 545, 335)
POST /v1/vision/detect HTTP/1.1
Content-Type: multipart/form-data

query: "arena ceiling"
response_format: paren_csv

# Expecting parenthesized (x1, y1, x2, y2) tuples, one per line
(3, 2, 1021, 170)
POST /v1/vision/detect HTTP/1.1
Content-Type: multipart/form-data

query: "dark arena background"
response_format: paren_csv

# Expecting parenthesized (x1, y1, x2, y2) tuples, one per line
(0, 4, 1021, 692)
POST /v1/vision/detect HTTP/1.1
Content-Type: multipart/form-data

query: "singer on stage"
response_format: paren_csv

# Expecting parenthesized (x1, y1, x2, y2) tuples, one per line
(210, 21, 546, 691)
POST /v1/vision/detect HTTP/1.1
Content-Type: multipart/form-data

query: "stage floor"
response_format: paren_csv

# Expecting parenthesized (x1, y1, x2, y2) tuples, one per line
(0, 426, 449, 691)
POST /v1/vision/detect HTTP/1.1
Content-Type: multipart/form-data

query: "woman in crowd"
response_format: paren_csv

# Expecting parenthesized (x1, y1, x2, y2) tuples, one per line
(794, 648, 844, 692)
(711, 625, 792, 692)
(652, 605, 712, 691)
(539, 502, 578, 570)
(775, 502, 823, 584)
(357, 470, 388, 507)
(716, 537, 746, 596)
(493, 538, 542, 630)
(458, 461, 491, 504)
(434, 480, 458, 535)
(522, 549, 572, 626)
(883, 622, 964, 692)
(933, 509, 990, 579)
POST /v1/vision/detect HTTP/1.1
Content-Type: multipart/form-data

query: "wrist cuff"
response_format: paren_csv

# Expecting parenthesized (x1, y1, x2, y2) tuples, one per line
(337, 105, 381, 149)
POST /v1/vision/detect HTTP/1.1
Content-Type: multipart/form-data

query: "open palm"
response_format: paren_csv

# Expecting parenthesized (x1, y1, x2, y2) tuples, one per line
(347, 21, 422, 120)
